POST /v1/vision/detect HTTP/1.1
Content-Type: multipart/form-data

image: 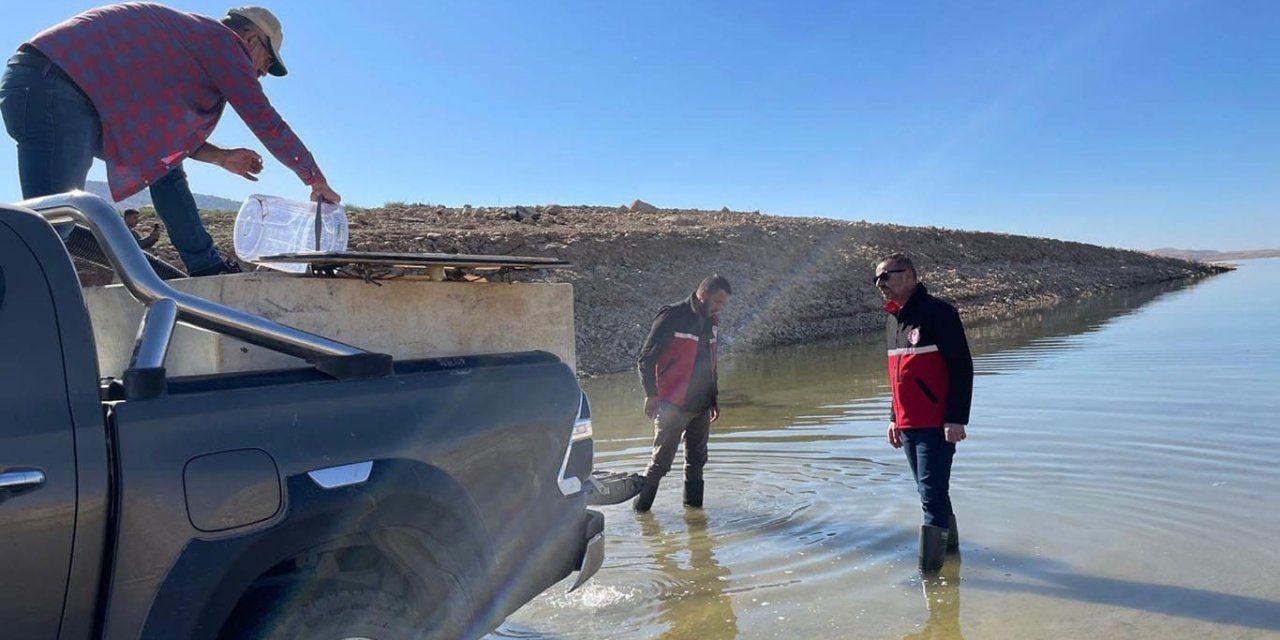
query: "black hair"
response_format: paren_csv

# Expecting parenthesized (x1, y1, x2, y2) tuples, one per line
(698, 274, 732, 296)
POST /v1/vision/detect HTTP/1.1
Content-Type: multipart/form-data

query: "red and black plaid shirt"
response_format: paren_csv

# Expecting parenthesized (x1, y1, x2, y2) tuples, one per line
(29, 2, 324, 201)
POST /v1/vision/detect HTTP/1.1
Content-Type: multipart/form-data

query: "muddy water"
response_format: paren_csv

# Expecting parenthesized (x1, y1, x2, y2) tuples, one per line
(492, 258, 1280, 640)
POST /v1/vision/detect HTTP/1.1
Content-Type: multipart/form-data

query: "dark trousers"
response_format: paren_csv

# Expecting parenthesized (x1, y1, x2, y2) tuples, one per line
(1, 51, 221, 273)
(901, 426, 955, 528)
(644, 403, 711, 481)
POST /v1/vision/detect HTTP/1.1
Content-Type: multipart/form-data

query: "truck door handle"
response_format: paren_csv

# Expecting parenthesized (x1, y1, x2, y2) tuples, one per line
(0, 469, 46, 500)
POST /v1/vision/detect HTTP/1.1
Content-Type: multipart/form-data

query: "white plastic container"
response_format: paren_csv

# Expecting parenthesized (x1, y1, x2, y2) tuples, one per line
(233, 194, 348, 273)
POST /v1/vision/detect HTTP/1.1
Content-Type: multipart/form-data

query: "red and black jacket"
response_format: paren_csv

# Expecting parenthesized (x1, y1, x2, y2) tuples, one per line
(637, 293, 719, 412)
(885, 285, 973, 429)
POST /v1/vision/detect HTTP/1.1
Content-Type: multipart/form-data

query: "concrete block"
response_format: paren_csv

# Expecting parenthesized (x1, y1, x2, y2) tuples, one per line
(82, 273, 576, 378)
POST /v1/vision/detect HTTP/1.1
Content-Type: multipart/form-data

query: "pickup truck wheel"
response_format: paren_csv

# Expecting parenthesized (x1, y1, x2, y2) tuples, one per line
(260, 589, 429, 640)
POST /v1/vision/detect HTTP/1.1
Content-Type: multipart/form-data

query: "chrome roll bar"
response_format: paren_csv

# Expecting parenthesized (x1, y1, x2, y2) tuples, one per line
(17, 190, 366, 363)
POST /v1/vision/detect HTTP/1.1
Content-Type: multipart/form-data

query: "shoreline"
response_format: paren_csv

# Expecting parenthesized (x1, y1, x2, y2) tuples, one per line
(129, 204, 1226, 375)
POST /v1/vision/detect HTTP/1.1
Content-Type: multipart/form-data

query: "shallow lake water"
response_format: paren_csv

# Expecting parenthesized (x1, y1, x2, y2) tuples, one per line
(493, 258, 1280, 640)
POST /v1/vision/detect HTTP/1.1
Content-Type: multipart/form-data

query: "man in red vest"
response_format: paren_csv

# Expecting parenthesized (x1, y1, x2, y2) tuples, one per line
(878, 253, 974, 572)
(633, 274, 732, 512)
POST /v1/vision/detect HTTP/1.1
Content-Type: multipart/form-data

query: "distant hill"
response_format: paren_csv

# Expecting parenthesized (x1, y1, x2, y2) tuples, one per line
(85, 180, 241, 212)
(1148, 248, 1280, 262)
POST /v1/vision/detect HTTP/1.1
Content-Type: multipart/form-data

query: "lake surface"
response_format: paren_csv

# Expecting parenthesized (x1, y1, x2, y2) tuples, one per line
(492, 258, 1280, 640)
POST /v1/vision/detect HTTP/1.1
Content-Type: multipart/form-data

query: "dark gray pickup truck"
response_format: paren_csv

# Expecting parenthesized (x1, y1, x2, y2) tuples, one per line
(0, 192, 608, 640)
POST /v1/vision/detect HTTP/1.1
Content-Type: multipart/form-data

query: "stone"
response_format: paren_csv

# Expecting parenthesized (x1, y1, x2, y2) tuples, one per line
(629, 199, 658, 214)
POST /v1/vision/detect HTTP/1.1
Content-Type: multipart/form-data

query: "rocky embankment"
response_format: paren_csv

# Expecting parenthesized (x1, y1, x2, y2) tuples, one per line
(123, 202, 1225, 375)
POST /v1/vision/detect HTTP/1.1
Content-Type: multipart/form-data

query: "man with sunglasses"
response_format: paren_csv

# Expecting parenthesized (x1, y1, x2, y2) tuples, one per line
(876, 253, 973, 573)
(1, 4, 340, 276)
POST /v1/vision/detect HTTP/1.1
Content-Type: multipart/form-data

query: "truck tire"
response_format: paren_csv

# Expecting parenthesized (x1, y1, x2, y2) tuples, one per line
(258, 589, 430, 640)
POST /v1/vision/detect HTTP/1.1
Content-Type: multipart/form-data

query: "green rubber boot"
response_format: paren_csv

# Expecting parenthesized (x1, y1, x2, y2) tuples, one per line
(632, 478, 660, 512)
(683, 478, 704, 508)
(919, 524, 947, 573)
(946, 515, 960, 555)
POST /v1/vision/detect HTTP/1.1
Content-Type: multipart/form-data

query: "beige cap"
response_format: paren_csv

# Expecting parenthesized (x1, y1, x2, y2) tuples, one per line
(227, 6, 288, 76)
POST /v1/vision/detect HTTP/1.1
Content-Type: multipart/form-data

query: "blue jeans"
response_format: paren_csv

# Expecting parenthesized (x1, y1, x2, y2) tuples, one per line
(1, 50, 220, 273)
(901, 427, 955, 528)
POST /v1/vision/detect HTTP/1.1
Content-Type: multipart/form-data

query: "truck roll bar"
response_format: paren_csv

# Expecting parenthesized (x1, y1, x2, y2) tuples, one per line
(17, 191, 369, 367)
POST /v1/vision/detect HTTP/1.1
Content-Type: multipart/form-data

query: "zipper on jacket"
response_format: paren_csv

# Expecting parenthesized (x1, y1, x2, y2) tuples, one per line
(914, 376, 939, 404)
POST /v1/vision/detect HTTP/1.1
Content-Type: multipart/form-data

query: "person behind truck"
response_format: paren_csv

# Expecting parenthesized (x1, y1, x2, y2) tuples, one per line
(876, 253, 974, 573)
(633, 274, 732, 512)
(122, 209, 162, 250)
(0, 3, 341, 276)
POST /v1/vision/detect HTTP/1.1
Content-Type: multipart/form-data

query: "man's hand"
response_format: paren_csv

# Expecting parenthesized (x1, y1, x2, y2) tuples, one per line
(310, 179, 341, 204)
(193, 143, 262, 181)
(644, 397, 660, 419)
(944, 423, 967, 444)
(887, 422, 902, 448)
(146, 224, 162, 240)
(709, 404, 720, 423)
(217, 148, 263, 181)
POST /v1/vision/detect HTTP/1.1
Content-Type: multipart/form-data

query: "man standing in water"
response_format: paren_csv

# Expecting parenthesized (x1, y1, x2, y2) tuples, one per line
(633, 274, 732, 512)
(877, 253, 973, 572)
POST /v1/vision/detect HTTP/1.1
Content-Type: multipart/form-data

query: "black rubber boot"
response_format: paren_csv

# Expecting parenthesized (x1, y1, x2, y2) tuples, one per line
(632, 478, 660, 512)
(683, 479, 704, 508)
(919, 524, 947, 573)
(946, 516, 960, 555)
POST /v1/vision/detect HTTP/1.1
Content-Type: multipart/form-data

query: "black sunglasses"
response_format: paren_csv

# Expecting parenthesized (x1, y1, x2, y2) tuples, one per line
(872, 268, 906, 284)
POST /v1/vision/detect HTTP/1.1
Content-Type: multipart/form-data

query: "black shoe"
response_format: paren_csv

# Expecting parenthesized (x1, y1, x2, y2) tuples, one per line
(683, 478, 704, 508)
(919, 524, 947, 573)
(189, 257, 242, 277)
(633, 479, 660, 512)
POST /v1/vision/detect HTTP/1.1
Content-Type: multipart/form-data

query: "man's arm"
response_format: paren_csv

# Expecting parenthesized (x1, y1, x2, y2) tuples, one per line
(886, 316, 899, 425)
(204, 37, 339, 202)
(938, 305, 974, 426)
(191, 143, 263, 182)
(636, 306, 675, 399)
(137, 225, 160, 250)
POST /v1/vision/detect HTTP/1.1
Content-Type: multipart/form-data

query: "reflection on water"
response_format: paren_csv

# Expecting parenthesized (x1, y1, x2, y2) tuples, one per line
(493, 259, 1280, 640)
(641, 511, 738, 640)
(905, 560, 963, 640)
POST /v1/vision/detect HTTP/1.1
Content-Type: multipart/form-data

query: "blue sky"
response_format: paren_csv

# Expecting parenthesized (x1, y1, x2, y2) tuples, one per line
(2, 1, 1276, 250)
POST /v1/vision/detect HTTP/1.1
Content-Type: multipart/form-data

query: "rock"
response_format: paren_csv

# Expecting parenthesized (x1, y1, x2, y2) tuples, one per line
(720, 207, 732, 214)
(544, 204, 564, 216)
(629, 199, 658, 214)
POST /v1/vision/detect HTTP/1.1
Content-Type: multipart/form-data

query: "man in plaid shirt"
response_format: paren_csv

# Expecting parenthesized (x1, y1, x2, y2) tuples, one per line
(0, 4, 340, 276)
